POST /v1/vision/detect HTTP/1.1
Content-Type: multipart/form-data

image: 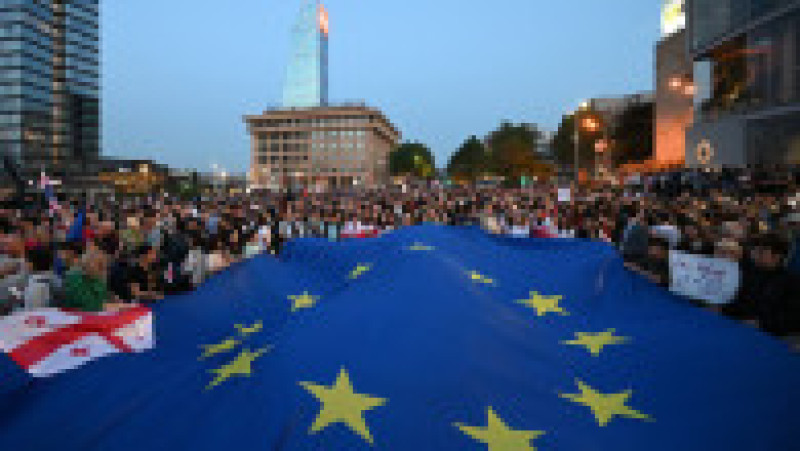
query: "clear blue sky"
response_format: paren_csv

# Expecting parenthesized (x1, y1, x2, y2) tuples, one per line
(102, 0, 661, 172)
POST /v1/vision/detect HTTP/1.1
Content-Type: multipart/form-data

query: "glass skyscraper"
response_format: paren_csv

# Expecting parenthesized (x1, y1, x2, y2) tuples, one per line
(0, 0, 100, 183)
(282, 0, 328, 108)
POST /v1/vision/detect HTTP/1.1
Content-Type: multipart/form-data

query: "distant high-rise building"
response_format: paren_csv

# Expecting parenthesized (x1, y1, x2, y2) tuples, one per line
(0, 0, 100, 184)
(248, 1, 400, 189)
(282, 0, 329, 108)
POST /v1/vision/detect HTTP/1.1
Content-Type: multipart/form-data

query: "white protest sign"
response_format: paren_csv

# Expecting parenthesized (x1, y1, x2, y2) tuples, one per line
(669, 251, 740, 305)
(557, 188, 571, 203)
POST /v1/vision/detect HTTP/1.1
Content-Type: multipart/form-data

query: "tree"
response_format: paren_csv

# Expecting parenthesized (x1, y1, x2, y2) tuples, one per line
(486, 122, 551, 180)
(552, 113, 599, 173)
(610, 102, 654, 166)
(389, 142, 435, 178)
(447, 136, 489, 181)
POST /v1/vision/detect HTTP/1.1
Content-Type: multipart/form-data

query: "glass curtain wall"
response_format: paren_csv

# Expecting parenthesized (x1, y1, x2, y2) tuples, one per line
(282, 0, 328, 108)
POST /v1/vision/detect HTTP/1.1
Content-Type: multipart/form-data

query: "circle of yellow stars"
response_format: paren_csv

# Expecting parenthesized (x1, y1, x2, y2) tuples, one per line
(516, 291, 570, 317)
(407, 242, 435, 251)
(349, 263, 372, 280)
(560, 379, 653, 427)
(200, 320, 273, 391)
(196, 246, 655, 446)
(299, 367, 387, 445)
(455, 406, 545, 450)
(562, 329, 630, 357)
(467, 270, 495, 285)
(289, 291, 320, 312)
(205, 347, 271, 391)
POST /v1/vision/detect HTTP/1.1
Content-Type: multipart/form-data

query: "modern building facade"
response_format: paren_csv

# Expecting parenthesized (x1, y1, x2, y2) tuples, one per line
(686, 0, 800, 166)
(655, 29, 695, 165)
(0, 0, 100, 184)
(282, 0, 328, 108)
(245, 104, 401, 189)
(655, 1, 694, 165)
(248, 1, 401, 189)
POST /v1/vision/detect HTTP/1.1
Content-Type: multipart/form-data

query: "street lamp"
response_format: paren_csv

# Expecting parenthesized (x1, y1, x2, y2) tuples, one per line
(581, 117, 601, 133)
(572, 101, 591, 183)
(572, 102, 609, 183)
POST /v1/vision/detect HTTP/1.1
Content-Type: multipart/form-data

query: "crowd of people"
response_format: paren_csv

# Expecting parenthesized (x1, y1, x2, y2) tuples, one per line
(1, 166, 798, 341)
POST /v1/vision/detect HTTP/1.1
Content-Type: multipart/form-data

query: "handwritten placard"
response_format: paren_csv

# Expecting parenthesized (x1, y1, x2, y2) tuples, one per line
(669, 251, 740, 305)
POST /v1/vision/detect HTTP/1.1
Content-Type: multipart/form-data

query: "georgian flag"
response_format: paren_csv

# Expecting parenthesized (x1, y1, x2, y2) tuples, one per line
(340, 221, 381, 239)
(38, 172, 61, 216)
(0, 306, 154, 377)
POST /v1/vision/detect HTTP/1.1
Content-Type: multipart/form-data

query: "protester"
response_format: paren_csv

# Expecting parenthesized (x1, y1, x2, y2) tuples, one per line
(739, 234, 799, 337)
(62, 245, 111, 312)
(22, 246, 58, 310)
(0, 165, 797, 342)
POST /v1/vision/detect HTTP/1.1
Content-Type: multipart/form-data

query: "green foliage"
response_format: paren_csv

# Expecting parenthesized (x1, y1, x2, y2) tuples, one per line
(389, 142, 435, 178)
(446, 123, 553, 182)
(447, 136, 489, 181)
(552, 113, 599, 170)
(486, 122, 551, 179)
(610, 102, 654, 166)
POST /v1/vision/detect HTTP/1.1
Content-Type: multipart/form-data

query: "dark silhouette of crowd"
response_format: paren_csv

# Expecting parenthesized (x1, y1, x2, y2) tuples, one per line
(1, 166, 797, 343)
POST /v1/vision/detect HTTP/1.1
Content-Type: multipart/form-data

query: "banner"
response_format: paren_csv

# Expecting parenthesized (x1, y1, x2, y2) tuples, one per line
(557, 187, 571, 203)
(669, 250, 740, 304)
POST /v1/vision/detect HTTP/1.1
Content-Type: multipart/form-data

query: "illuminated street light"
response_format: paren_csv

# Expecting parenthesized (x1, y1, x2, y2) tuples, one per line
(581, 117, 601, 133)
(572, 101, 591, 182)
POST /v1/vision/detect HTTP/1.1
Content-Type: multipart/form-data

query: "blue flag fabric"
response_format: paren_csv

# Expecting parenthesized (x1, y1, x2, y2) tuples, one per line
(1, 225, 799, 450)
(66, 208, 85, 243)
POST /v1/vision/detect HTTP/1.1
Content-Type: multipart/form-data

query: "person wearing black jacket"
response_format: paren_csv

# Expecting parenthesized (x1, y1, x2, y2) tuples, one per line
(127, 244, 165, 302)
(160, 224, 192, 294)
(737, 234, 800, 337)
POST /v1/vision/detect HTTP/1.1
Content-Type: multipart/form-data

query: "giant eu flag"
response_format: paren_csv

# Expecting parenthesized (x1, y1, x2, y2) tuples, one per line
(1, 225, 799, 450)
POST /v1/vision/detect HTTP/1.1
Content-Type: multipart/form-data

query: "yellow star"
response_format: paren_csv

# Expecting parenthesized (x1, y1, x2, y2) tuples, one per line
(234, 320, 263, 336)
(467, 271, 495, 285)
(289, 291, 320, 312)
(299, 367, 387, 445)
(349, 263, 372, 280)
(562, 329, 629, 357)
(408, 242, 435, 251)
(198, 337, 240, 360)
(455, 406, 545, 450)
(560, 379, 653, 427)
(205, 347, 271, 390)
(516, 291, 569, 317)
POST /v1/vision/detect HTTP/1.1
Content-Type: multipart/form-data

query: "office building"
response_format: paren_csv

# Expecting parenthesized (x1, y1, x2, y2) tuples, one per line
(686, 0, 800, 166)
(247, 1, 401, 189)
(0, 0, 100, 184)
(655, 0, 694, 165)
(245, 104, 401, 189)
